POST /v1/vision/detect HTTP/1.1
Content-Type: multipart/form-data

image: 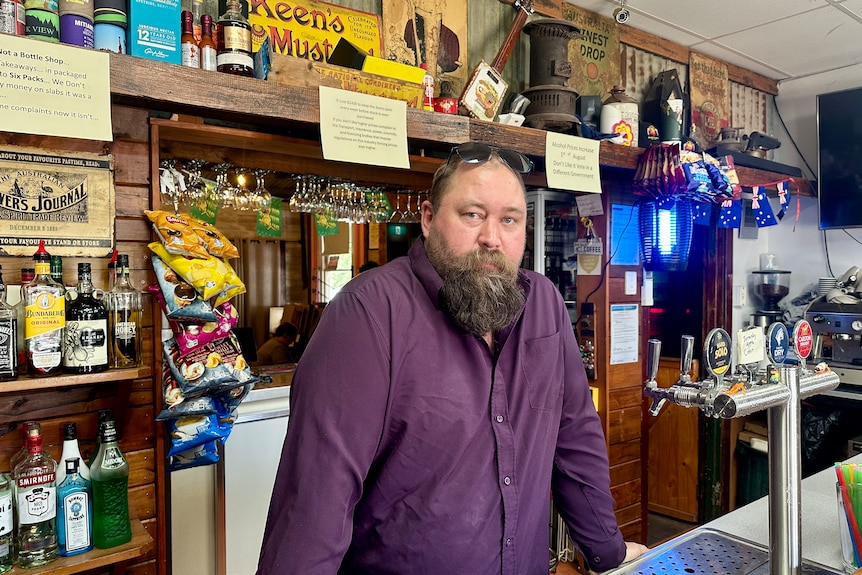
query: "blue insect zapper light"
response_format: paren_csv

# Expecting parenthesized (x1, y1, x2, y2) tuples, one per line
(639, 198, 694, 271)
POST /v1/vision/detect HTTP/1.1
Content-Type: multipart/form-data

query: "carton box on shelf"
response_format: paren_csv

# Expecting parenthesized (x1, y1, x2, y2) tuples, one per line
(128, 0, 181, 64)
(269, 54, 424, 109)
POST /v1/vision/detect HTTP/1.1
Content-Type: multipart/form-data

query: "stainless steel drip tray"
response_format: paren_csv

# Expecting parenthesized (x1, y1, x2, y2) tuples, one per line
(603, 528, 842, 575)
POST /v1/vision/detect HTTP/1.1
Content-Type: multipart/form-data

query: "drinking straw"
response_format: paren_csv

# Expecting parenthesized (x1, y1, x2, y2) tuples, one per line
(836, 464, 862, 567)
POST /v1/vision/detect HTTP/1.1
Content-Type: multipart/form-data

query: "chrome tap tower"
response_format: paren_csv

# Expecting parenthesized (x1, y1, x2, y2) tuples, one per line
(644, 321, 840, 575)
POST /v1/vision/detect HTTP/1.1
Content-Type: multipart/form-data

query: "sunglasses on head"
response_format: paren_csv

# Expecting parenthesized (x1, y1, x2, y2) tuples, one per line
(448, 142, 534, 175)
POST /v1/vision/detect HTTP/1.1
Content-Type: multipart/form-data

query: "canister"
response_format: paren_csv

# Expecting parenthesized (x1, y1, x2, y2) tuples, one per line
(25, 7, 59, 41)
(59, 13, 93, 47)
(0, 0, 25, 35)
(94, 20, 124, 51)
(600, 86, 639, 147)
(58, 0, 92, 19)
(93, 0, 125, 27)
(661, 98, 684, 143)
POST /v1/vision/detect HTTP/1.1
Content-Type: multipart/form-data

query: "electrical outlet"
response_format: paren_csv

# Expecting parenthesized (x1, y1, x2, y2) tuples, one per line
(733, 284, 747, 307)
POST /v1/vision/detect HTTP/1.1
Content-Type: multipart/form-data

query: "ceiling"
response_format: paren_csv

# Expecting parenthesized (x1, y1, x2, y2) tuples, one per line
(560, 0, 862, 83)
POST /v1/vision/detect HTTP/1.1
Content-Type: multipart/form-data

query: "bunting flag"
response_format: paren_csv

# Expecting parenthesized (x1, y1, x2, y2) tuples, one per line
(718, 199, 742, 228)
(776, 180, 790, 220)
(692, 201, 712, 225)
(751, 185, 778, 227)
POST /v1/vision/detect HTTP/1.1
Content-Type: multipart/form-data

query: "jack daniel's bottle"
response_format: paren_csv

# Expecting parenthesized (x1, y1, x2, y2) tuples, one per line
(0, 265, 17, 381)
(108, 255, 142, 368)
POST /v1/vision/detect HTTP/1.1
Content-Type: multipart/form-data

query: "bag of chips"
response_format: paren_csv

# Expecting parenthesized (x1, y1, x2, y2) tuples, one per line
(145, 210, 211, 259)
(163, 336, 257, 398)
(170, 301, 238, 353)
(149, 242, 227, 301)
(167, 413, 231, 457)
(183, 214, 239, 259)
(169, 440, 220, 471)
(150, 254, 218, 322)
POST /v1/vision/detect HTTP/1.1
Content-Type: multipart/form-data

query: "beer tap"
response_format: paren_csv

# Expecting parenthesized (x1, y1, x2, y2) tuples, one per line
(642, 320, 840, 575)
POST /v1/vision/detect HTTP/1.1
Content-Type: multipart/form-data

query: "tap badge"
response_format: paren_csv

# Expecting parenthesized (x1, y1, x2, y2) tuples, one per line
(767, 322, 789, 364)
(793, 320, 813, 359)
(704, 327, 731, 377)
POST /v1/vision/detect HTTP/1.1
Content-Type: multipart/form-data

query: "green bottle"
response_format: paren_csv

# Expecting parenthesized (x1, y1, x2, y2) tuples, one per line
(90, 420, 131, 549)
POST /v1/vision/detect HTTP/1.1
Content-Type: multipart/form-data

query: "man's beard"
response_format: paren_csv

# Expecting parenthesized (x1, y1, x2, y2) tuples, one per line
(425, 234, 525, 337)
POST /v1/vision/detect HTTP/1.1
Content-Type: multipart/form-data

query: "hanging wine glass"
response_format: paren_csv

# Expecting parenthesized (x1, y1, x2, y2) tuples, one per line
(182, 159, 208, 202)
(159, 159, 181, 213)
(252, 169, 273, 212)
(388, 191, 404, 222)
(234, 168, 253, 211)
(212, 163, 236, 210)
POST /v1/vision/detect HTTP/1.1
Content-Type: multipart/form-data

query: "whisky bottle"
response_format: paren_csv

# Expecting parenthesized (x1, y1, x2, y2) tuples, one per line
(216, 0, 253, 77)
(90, 419, 131, 549)
(50, 255, 63, 286)
(23, 240, 66, 377)
(63, 263, 109, 374)
(0, 473, 12, 574)
(180, 10, 200, 68)
(13, 425, 58, 568)
(199, 13, 217, 71)
(0, 265, 17, 381)
(107, 255, 142, 369)
(16, 268, 34, 374)
(57, 458, 92, 557)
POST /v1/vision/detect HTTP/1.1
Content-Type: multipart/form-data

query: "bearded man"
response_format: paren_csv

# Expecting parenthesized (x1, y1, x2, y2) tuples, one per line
(257, 143, 649, 575)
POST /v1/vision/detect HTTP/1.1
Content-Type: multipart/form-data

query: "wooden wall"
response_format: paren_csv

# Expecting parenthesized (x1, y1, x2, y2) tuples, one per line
(0, 104, 162, 574)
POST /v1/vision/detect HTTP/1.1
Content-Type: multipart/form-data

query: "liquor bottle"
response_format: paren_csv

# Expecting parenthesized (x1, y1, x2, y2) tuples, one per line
(199, 13, 217, 71)
(190, 0, 203, 41)
(63, 263, 109, 374)
(10, 422, 40, 475)
(107, 255, 142, 369)
(23, 240, 66, 377)
(0, 473, 12, 574)
(57, 458, 92, 557)
(16, 268, 34, 374)
(106, 249, 117, 293)
(57, 422, 91, 485)
(13, 425, 58, 568)
(216, 0, 253, 77)
(89, 410, 114, 467)
(180, 10, 200, 68)
(50, 255, 63, 286)
(420, 63, 435, 111)
(0, 265, 17, 381)
(90, 419, 131, 549)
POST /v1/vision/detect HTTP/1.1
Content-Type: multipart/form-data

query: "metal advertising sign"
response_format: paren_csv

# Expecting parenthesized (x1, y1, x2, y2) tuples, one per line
(0, 146, 115, 257)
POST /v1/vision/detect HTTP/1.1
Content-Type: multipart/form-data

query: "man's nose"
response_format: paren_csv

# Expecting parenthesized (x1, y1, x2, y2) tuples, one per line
(478, 220, 502, 249)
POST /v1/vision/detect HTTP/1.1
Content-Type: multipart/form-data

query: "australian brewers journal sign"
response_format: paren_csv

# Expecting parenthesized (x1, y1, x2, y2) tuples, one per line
(0, 147, 115, 257)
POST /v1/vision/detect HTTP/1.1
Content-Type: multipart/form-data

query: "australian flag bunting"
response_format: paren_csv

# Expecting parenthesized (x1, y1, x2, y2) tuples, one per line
(751, 185, 778, 227)
(776, 180, 790, 220)
(718, 199, 742, 228)
(692, 202, 711, 225)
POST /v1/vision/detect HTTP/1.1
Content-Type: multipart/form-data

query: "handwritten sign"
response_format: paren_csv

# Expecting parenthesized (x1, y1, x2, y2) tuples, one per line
(319, 86, 409, 169)
(545, 132, 601, 193)
(0, 36, 112, 141)
(737, 327, 765, 366)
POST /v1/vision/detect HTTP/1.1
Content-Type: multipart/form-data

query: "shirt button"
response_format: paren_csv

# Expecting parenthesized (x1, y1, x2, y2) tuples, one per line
(503, 476, 511, 485)
(506, 538, 512, 546)
(496, 415, 504, 423)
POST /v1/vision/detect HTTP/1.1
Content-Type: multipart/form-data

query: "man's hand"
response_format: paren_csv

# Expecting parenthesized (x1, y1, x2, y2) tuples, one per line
(585, 541, 650, 574)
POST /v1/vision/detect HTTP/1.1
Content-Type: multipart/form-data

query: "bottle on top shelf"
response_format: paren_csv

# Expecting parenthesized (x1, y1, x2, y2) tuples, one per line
(107, 254, 142, 369)
(199, 13, 217, 71)
(13, 424, 58, 568)
(63, 263, 109, 375)
(0, 473, 13, 574)
(0, 265, 18, 381)
(23, 240, 66, 377)
(181, 10, 200, 68)
(90, 419, 131, 549)
(216, 0, 253, 77)
(57, 458, 93, 557)
(190, 0, 203, 42)
(50, 255, 63, 286)
(16, 268, 34, 374)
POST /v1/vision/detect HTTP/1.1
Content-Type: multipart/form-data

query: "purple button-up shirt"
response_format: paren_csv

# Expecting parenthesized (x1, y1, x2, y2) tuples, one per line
(257, 239, 625, 575)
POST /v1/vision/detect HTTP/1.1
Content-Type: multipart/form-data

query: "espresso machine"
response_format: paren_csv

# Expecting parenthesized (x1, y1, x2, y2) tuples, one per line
(805, 266, 862, 388)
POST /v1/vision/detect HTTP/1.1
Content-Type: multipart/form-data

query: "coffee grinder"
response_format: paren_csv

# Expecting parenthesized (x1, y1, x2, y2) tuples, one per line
(751, 253, 791, 327)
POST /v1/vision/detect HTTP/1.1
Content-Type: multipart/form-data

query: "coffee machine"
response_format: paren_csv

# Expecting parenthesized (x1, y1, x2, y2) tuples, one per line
(805, 266, 862, 388)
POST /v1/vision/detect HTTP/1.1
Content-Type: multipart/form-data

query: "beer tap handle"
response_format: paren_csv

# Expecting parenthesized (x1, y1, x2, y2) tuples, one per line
(647, 339, 661, 385)
(680, 335, 694, 383)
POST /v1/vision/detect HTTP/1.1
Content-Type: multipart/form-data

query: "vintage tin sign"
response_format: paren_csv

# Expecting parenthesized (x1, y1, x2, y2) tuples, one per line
(0, 146, 114, 256)
(248, 0, 382, 62)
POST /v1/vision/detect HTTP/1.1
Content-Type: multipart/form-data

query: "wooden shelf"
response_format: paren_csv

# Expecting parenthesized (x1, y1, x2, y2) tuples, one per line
(0, 366, 151, 394)
(5, 519, 153, 575)
(109, 53, 813, 196)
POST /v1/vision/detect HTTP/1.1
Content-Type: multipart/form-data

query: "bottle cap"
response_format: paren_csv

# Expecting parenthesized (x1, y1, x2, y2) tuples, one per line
(63, 422, 77, 440)
(33, 239, 50, 262)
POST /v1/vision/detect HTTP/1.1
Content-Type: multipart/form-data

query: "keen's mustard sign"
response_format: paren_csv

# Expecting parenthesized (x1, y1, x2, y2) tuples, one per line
(0, 146, 115, 257)
(248, 0, 382, 61)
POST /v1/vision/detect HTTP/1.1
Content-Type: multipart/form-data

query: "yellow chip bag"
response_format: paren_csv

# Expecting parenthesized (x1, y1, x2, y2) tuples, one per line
(146, 210, 210, 259)
(182, 214, 240, 259)
(212, 258, 247, 308)
(149, 241, 227, 300)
